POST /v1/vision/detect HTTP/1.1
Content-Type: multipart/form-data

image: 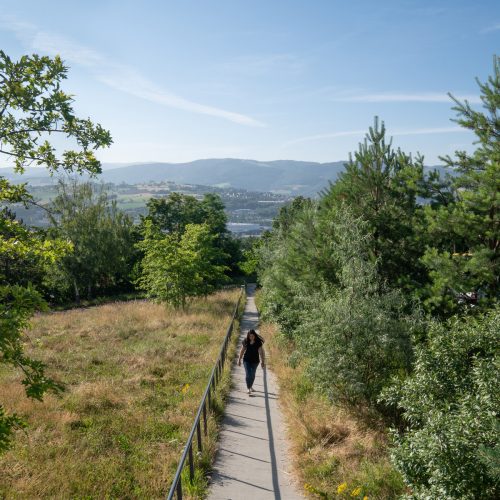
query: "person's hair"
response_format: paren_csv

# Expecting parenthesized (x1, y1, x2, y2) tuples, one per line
(244, 329, 264, 346)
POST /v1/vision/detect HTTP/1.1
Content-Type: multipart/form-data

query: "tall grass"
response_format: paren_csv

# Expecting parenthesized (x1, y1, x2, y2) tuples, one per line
(0, 289, 240, 499)
(261, 321, 405, 500)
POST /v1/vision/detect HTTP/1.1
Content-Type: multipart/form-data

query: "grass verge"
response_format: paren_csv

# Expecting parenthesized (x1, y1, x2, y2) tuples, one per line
(0, 288, 242, 499)
(260, 321, 405, 500)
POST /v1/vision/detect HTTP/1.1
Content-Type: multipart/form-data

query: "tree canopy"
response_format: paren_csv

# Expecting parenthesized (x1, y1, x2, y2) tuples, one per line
(136, 221, 228, 308)
(48, 180, 134, 302)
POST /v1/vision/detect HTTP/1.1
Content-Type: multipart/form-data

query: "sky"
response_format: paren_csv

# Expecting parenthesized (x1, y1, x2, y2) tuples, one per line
(1, 0, 499, 164)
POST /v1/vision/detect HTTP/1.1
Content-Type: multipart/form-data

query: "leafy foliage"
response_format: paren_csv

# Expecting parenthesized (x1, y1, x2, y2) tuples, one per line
(0, 50, 111, 174)
(238, 236, 262, 280)
(382, 308, 500, 499)
(0, 207, 52, 289)
(143, 192, 241, 276)
(259, 202, 419, 407)
(144, 192, 227, 236)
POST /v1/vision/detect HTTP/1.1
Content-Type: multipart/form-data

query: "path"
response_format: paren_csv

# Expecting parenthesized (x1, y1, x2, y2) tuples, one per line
(208, 284, 303, 500)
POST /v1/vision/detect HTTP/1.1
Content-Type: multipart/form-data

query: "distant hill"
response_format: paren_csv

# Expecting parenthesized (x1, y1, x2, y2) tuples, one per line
(0, 159, 347, 196)
(0, 159, 451, 196)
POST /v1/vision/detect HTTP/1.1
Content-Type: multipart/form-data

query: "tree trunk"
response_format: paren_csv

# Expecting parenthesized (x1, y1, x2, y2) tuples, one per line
(73, 279, 80, 303)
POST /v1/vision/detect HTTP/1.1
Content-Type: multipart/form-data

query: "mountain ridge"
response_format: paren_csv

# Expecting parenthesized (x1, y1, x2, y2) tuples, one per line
(0, 158, 347, 196)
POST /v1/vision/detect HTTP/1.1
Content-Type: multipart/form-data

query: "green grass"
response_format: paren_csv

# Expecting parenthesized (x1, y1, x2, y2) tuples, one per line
(115, 193, 153, 210)
(0, 289, 242, 499)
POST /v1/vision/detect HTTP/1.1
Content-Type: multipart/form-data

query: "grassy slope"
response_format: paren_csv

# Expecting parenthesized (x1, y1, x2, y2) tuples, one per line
(0, 289, 240, 499)
(261, 321, 405, 500)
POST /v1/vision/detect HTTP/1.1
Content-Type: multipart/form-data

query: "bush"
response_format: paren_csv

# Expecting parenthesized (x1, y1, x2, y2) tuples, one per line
(299, 277, 417, 408)
(382, 308, 500, 499)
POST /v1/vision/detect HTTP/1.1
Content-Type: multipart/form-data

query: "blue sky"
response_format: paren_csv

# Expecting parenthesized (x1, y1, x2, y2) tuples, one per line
(1, 0, 499, 164)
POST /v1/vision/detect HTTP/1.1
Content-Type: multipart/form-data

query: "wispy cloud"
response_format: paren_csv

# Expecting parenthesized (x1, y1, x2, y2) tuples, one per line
(220, 53, 305, 76)
(330, 92, 481, 104)
(480, 22, 500, 34)
(1, 17, 265, 127)
(284, 126, 467, 147)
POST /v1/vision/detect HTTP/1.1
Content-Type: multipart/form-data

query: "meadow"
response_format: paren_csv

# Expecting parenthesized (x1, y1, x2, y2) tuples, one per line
(0, 289, 241, 499)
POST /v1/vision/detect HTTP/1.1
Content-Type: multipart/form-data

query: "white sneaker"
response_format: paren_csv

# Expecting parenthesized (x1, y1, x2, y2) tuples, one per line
(247, 389, 251, 395)
(250, 387, 255, 393)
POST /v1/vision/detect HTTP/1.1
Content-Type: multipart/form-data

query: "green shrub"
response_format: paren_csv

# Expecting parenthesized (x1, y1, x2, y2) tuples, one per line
(299, 276, 417, 408)
(382, 308, 500, 499)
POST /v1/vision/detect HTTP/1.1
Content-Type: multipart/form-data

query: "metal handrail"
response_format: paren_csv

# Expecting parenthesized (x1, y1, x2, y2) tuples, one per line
(166, 285, 245, 500)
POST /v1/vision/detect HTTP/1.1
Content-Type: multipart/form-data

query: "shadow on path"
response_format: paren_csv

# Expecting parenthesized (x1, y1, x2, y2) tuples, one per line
(263, 367, 282, 500)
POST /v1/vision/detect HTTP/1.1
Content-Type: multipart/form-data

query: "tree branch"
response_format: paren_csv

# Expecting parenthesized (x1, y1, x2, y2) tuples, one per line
(1, 127, 66, 139)
(0, 148, 63, 169)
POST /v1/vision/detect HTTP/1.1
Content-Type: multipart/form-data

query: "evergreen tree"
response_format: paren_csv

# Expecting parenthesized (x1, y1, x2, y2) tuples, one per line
(421, 56, 500, 315)
(321, 118, 427, 292)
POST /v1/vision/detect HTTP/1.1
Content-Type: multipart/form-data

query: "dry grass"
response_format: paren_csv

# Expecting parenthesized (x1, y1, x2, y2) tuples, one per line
(262, 321, 404, 499)
(0, 289, 241, 499)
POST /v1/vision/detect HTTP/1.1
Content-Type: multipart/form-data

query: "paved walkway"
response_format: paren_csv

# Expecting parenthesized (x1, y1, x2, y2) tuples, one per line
(208, 285, 303, 500)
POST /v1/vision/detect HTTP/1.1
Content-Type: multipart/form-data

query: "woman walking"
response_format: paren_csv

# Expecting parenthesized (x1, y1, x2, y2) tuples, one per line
(238, 329, 265, 395)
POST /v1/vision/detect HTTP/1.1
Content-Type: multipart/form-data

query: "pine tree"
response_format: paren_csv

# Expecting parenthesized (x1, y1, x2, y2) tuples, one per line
(422, 56, 499, 315)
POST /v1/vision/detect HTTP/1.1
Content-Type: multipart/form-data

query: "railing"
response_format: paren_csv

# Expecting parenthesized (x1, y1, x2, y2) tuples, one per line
(166, 285, 245, 500)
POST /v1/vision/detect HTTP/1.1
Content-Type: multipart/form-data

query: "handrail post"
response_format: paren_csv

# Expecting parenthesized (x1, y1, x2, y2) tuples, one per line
(203, 400, 208, 436)
(188, 443, 194, 483)
(196, 420, 202, 452)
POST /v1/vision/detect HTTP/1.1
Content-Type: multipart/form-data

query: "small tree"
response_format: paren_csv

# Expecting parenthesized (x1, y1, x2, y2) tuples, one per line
(0, 51, 111, 451)
(136, 222, 228, 308)
(144, 192, 228, 236)
(145, 192, 204, 234)
(143, 191, 239, 280)
(0, 207, 47, 288)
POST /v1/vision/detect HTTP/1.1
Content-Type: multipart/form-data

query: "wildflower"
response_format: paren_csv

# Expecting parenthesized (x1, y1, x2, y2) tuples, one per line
(337, 482, 348, 494)
(181, 383, 190, 394)
(350, 487, 362, 496)
(363, 496, 369, 500)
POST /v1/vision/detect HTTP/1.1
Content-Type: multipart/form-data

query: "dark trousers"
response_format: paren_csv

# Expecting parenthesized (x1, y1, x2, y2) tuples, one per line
(243, 361, 259, 389)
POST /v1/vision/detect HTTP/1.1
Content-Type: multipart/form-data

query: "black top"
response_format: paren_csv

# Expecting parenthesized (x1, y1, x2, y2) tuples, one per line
(243, 339, 262, 363)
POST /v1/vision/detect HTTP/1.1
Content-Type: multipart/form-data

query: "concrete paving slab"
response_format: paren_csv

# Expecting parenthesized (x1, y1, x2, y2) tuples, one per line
(208, 285, 303, 500)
